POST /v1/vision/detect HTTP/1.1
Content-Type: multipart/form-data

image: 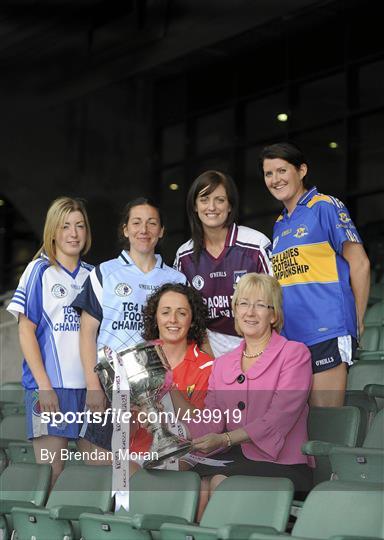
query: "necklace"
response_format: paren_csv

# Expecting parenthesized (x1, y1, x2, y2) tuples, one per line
(242, 349, 264, 358)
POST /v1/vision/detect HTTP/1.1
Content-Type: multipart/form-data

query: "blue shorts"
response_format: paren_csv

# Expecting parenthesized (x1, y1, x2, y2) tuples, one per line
(25, 388, 86, 440)
(79, 412, 113, 451)
(308, 336, 358, 374)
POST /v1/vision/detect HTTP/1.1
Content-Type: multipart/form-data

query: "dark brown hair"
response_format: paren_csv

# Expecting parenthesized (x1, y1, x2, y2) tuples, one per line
(142, 283, 209, 348)
(186, 170, 239, 261)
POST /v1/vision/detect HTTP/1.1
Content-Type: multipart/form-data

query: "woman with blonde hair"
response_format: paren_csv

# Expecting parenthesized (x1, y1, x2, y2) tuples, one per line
(181, 273, 313, 515)
(7, 196, 93, 486)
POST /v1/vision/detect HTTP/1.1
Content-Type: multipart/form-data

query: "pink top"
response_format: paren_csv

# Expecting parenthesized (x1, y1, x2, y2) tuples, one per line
(188, 330, 314, 466)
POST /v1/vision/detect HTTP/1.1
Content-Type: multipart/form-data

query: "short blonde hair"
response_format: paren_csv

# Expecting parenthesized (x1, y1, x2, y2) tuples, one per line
(34, 197, 91, 265)
(232, 273, 284, 335)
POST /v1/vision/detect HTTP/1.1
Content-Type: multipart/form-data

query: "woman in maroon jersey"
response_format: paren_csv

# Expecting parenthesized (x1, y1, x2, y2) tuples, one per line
(174, 170, 272, 358)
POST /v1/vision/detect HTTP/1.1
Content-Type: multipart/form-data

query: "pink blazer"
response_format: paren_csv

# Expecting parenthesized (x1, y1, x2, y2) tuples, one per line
(188, 331, 314, 466)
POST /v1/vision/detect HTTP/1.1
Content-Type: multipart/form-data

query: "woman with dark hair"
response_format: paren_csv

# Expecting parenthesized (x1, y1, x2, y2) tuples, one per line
(130, 282, 213, 467)
(174, 170, 272, 357)
(72, 197, 186, 458)
(259, 142, 371, 407)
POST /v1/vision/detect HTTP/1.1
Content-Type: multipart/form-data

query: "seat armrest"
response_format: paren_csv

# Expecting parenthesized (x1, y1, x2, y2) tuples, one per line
(364, 384, 384, 399)
(330, 447, 384, 457)
(159, 522, 216, 539)
(132, 513, 189, 530)
(49, 505, 103, 520)
(301, 440, 334, 455)
(330, 536, 383, 540)
(218, 524, 281, 539)
(0, 501, 39, 514)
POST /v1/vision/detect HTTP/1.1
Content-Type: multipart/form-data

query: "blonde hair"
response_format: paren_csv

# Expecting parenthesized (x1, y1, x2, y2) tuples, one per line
(232, 273, 284, 335)
(33, 197, 91, 265)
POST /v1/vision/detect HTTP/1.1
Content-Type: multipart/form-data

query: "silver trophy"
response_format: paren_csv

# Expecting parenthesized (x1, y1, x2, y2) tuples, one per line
(95, 340, 191, 468)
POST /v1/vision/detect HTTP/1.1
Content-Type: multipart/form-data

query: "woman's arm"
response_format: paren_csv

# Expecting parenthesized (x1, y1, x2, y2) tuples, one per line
(18, 314, 59, 413)
(242, 343, 312, 460)
(192, 426, 250, 454)
(79, 310, 106, 412)
(342, 241, 370, 338)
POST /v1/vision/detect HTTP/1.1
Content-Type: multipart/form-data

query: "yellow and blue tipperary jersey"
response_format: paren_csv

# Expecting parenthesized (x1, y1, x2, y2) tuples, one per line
(272, 187, 362, 346)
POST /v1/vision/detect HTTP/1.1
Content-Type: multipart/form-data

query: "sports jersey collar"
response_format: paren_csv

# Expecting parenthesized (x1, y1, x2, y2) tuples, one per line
(184, 342, 201, 363)
(118, 251, 164, 268)
(279, 187, 318, 220)
(297, 186, 318, 206)
(55, 258, 81, 278)
(226, 223, 238, 247)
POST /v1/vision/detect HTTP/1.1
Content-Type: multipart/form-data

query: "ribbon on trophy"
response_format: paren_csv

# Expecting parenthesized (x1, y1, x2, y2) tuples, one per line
(110, 348, 131, 512)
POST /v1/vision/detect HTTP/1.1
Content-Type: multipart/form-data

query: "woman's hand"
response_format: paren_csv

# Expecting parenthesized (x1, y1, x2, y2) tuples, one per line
(86, 388, 107, 413)
(192, 433, 227, 454)
(37, 387, 60, 414)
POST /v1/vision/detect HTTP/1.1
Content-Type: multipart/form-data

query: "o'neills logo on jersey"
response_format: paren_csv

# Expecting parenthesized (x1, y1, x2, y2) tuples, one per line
(51, 284, 68, 298)
(115, 283, 132, 296)
(192, 275, 205, 290)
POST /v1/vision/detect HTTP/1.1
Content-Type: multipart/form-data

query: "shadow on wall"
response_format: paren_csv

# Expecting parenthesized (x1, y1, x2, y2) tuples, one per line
(85, 196, 121, 265)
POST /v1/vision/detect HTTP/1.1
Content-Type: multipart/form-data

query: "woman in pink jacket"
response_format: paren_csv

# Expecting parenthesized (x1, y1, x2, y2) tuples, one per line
(184, 273, 313, 513)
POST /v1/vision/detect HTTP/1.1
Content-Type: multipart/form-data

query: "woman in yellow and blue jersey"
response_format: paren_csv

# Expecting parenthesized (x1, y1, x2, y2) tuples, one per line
(259, 142, 370, 407)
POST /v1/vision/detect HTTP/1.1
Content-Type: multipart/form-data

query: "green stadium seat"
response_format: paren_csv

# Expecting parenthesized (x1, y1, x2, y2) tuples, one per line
(304, 406, 360, 486)
(369, 284, 384, 305)
(0, 462, 51, 540)
(245, 481, 384, 540)
(344, 389, 378, 445)
(6, 442, 36, 464)
(365, 301, 384, 326)
(302, 388, 384, 485)
(0, 415, 27, 448)
(348, 362, 384, 408)
(12, 464, 113, 540)
(80, 468, 200, 540)
(159, 476, 294, 540)
(356, 302, 384, 361)
(0, 382, 24, 407)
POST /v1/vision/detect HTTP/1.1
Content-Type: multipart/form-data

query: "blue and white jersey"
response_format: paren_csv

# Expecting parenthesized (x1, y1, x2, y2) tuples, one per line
(7, 255, 93, 389)
(72, 251, 187, 352)
(272, 187, 362, 346)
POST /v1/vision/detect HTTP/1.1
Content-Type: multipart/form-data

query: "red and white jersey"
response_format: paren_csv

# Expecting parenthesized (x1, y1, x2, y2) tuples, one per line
(174, 224, 272, 338)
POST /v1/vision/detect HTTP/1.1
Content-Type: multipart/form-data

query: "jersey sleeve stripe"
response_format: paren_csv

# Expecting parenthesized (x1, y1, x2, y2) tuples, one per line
(42, 309, 63, 387)
(90, 269, 103, 306)
(15, 289, 26, 296)
(199, 360, 214, 370)
(258, 252, 273, 275)
(9, 299, 25, 309)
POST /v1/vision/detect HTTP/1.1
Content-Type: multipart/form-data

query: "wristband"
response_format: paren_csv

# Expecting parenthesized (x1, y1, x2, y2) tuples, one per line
(224, 432, 232, 447)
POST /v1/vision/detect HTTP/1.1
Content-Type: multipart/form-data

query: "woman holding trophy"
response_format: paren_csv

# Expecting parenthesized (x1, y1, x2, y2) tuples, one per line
(130, 282, 213, 466)
(72, 197, 186, 458)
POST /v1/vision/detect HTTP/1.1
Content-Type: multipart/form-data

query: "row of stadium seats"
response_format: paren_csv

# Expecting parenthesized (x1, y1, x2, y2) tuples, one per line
(0, 385, 383, 478)
(1, 400, 382, 488)
(0, 384, 383, 539)
(1, 463, 383, 540)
